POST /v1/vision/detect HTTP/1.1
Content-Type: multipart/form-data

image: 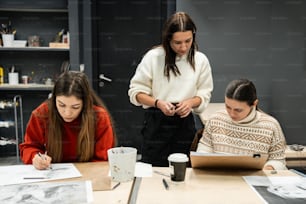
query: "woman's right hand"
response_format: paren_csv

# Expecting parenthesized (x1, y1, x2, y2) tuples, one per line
(32, 153, 52, 170)
(156, 100, 176, 116)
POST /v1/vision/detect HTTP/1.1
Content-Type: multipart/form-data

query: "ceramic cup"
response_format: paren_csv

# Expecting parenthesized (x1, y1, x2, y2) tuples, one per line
(28, 35, 40, 47)
(2, 34, 14, 47)
(107, 147, 137, 182)
(8, 72, 19, 85)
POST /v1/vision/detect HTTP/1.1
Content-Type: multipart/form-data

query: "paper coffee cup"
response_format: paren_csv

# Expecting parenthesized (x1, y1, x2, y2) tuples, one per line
(22, 75, 29, 84)
(168, 153, 189, 182)
(107, 147, 137, 182)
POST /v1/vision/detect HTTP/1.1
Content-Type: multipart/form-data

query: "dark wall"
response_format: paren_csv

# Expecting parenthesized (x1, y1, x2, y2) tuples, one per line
(178, 0, 306, 144)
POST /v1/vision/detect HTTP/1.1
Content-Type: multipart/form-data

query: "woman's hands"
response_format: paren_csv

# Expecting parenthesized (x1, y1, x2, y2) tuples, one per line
(156, 99, 192, 118)
(32, 152, 52, 170)
(136, 93, 199, 118)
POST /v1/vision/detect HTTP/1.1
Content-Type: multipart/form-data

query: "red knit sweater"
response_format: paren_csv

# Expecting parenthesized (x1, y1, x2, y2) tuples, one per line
(19, 102, 115, 164)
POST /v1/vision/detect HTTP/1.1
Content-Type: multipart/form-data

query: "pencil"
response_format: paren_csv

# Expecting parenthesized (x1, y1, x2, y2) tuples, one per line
(24, 177, 48, 179)
(162, 178, 169, 190)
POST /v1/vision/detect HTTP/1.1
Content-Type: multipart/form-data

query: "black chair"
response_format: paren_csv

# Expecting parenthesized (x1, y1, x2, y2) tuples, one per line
(190, 128, 204, 152)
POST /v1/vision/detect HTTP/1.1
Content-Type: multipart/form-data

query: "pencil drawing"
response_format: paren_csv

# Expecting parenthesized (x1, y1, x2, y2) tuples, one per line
(0, 180, 92, 204)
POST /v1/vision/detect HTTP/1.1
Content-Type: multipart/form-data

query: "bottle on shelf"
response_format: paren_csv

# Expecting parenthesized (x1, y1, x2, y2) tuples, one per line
(0, 65, 4, 84)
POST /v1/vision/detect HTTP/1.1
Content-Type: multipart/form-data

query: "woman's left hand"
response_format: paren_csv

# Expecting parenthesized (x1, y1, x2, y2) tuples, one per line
(263, 165, 274, 170)
(175, 100, 193, 118)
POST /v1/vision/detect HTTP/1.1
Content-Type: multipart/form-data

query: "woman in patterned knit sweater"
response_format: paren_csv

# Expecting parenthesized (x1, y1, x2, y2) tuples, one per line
(197, 79, 287, 170)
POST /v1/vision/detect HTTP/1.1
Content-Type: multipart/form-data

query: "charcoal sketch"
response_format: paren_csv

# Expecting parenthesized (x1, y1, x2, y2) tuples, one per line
(0, 180, 92, 204)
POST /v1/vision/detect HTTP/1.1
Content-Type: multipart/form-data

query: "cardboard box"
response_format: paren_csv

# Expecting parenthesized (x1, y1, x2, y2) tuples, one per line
(49, 42, 69, 48)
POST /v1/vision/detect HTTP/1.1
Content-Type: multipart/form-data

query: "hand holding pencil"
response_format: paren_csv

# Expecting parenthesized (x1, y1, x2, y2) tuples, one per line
(32, 151, 52, 170)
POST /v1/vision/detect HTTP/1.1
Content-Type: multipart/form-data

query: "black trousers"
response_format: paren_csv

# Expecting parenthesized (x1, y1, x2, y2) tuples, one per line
(140, 108, 196, 167)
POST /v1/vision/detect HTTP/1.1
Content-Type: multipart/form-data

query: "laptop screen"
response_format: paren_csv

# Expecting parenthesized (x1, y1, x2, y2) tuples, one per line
(190, 151, 268, 170)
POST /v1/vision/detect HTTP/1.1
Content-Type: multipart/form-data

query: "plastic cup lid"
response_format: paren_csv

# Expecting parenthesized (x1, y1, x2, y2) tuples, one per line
(168, 153, 189, 162)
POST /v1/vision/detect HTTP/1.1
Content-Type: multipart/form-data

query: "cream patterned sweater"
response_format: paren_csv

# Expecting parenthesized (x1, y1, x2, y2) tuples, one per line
(197, 108, 287, 170)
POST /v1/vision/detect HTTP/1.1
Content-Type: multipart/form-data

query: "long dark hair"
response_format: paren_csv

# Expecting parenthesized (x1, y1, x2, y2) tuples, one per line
(225, 79, 257, 107)
(47, 71, 116, 162)
(162, 12, 198, 80)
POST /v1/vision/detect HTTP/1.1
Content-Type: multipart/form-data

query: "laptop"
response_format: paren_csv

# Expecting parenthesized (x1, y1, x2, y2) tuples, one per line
(190, 151, 268, 170)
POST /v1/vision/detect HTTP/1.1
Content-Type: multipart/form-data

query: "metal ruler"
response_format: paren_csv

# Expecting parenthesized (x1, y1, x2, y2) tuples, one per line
(127, 177, 142, 204)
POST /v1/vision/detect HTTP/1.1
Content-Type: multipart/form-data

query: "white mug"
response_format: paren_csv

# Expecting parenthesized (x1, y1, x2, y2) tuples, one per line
(2, 34, 15, 47)
(8, 72, 19, 85)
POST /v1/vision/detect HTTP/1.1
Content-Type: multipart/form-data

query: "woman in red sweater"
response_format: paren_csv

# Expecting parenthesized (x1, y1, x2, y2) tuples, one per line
(20, 71, 116, 169)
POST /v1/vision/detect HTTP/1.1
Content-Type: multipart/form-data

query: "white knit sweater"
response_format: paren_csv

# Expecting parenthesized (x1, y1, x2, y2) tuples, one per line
(197, 108, 287, 170)
(128, 46, 213, 114)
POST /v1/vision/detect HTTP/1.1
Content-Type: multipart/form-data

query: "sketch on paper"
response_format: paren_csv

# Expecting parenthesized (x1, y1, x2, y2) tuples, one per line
(244, 176, 306, 204)
(0, 163, 82, 186)
(0, 180, 93, 204)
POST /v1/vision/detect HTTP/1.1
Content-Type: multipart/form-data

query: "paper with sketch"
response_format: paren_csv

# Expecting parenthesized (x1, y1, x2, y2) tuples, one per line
(243, 176, 306, 203)
(0, 180, 93, 204)
(0, 163, 82, 186)
(267, 177, 306, 199)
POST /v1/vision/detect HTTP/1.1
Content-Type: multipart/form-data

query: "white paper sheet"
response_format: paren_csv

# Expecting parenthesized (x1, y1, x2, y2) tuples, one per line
(0, 163, 82, 185)
(107, 162, 153, 178)
(134, 162, 152, 177)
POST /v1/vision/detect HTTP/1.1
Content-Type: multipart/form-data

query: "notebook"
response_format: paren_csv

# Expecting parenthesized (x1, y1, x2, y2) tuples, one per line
(190, 151, 268, 170)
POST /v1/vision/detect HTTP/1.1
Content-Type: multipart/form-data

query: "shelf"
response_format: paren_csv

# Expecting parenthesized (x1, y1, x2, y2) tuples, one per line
(0, 47, 69, 51)
(0, 8, 68, 13)
(0, 83, 53, 91)
(0, 121, 14, 128)
(0, 100, 17, 109)
(0, 138, 16, 146)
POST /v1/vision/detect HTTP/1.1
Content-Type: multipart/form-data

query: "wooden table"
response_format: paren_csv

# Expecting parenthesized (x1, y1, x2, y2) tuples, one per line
(136, 168, 297, 204)
(72, 162, 133, 203)
(71, 162, 298, 204)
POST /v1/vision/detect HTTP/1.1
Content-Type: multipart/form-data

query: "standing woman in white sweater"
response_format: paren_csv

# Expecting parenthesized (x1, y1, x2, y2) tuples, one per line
(128, 12, 213, 166)
(197, 79, 287, 170)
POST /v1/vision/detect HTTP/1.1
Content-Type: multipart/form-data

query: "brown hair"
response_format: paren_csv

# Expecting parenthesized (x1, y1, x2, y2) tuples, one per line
(47, 71, 116, 162)
(162, 12, 198, 79)
(225, 79, 257, 107)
